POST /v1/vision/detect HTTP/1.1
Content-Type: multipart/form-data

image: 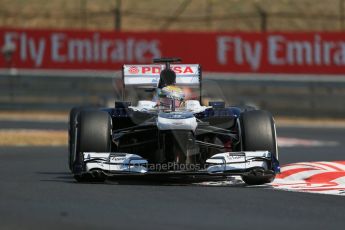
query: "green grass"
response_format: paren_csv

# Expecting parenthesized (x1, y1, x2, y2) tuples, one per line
(0, 0, 344, 31)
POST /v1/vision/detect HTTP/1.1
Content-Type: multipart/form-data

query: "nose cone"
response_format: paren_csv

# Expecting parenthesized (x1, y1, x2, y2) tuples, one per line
(157, 111, 197, 131)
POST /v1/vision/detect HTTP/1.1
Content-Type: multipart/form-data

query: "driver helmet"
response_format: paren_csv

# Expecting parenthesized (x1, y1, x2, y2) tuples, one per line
(159, 85, 185, 110)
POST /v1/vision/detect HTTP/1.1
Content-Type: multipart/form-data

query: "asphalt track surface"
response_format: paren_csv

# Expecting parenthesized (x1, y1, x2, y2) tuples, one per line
(0, 121, 345, 230)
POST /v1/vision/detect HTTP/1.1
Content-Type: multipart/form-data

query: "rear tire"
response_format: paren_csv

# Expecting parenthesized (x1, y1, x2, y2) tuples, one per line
(74, 110, 111, 182)
(239, 110, 278, 185)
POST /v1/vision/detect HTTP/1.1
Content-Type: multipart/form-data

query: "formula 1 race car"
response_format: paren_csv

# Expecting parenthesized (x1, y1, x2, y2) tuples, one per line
(68, 58, 280, 185)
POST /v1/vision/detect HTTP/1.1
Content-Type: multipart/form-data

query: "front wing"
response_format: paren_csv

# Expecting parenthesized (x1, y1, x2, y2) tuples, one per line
(77, 151, 280, 177)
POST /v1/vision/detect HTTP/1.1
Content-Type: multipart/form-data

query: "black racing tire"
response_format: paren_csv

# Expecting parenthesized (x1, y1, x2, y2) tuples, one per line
(68, 106, 93, 171)
(74, 110, 112, 182)
(77, 110, 111, 153)
(68, 107, 82, 171)
(235, 105, 257, 113)
(239, 110, 278, 185)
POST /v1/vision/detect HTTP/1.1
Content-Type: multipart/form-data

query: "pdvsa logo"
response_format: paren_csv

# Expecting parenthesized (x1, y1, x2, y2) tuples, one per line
(141, 66, 195, 74)
(126, 65, 197, 75)
(128, 66, 139, 74)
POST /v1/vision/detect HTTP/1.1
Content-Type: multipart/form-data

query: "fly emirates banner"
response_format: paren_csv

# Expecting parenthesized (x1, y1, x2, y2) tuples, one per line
(1, 28, 345, 74)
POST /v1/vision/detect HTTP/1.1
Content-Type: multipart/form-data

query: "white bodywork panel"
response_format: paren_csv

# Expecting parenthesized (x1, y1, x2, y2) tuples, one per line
(206, 151, 270, 173)
(157, 112, 198, 131)
(84, 152, 148, 173)
(129, 100, 157, 111)
(83, 151, 271, 174)
(184, 100, 209, 113)
(129, 100, 208, 114)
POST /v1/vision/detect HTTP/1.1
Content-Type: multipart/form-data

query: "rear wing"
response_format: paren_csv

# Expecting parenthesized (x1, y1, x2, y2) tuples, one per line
(122, 64, 201, 87)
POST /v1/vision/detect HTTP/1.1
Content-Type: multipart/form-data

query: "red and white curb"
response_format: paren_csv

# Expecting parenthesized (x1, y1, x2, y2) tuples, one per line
(194, 137, 341, 194)
(272, 161, 345, 196)
(278, 137, 338, 148)
(195, 162, 345, 196)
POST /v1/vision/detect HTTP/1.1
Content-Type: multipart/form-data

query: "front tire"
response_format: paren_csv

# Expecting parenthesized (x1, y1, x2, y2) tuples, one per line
(239, 110, 278, 185)
(68, 106, 94, 171)
(74, 110, 112, 182)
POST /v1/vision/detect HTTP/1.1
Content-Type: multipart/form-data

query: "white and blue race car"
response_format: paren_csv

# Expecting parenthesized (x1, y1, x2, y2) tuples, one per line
(68, 58, 280, 184)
